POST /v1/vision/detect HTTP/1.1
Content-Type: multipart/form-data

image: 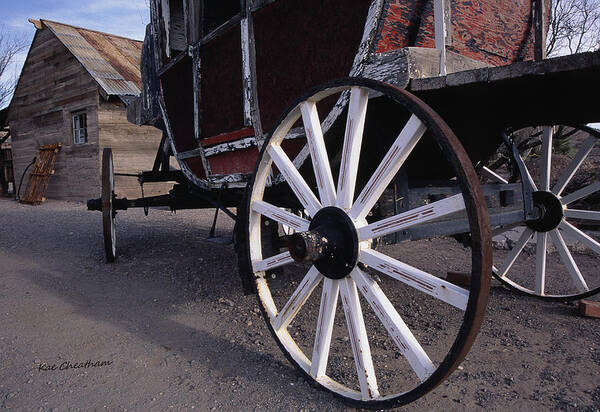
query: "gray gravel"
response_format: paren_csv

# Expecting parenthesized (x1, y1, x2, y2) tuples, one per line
(0, 197, 599, 411)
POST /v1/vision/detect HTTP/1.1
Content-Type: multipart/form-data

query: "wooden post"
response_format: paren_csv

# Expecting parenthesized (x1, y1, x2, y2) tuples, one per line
(434, 0, 447, 75)
(534, 0, 547, 61)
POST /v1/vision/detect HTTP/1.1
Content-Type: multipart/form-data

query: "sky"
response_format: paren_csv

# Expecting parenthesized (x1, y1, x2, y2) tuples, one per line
(1, 0, 151, 109)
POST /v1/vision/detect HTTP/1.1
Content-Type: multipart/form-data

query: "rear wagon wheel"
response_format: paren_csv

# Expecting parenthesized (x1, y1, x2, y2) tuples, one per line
(489, 125, 600, 300)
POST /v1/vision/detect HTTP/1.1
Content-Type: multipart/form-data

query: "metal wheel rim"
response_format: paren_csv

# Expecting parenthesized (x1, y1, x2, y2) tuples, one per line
(490, 125, 600, 300)
(245, 78, 492, 408)
(102, 148, 116, 262)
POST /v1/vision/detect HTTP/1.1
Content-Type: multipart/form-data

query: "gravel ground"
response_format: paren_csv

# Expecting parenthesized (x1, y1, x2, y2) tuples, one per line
(0, 197, 599, 411)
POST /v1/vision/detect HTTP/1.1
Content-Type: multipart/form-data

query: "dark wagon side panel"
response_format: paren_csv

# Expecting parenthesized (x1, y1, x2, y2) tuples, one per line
(253, 0, 372, 132)
(200, 25, 245, 138)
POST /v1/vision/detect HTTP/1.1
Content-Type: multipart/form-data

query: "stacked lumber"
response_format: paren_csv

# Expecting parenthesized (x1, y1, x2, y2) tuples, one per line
(20, 143, 62, 205)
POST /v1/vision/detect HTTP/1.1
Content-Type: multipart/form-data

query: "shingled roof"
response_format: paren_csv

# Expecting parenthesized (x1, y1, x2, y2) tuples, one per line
(29, 19, 143, 97)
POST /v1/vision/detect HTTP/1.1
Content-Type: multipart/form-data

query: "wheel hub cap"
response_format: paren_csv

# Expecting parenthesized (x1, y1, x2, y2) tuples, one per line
(527, 191, 564, 232)
(286, 207, 359, 279)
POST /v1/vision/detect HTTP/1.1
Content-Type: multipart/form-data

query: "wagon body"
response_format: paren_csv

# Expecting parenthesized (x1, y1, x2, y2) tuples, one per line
(141, 0, 541, 190)
(94, 1, 600, 406)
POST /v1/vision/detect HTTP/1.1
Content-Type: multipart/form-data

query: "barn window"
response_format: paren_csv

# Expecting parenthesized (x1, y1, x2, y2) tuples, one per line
(72, 112, 88, 144)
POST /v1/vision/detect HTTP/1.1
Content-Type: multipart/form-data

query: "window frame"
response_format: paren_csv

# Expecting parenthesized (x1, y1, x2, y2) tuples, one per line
(72, 111, 88, 145)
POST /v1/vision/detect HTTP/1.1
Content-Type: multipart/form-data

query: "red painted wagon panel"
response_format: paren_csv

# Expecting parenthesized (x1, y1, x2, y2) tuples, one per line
(377, 0, 537, 65)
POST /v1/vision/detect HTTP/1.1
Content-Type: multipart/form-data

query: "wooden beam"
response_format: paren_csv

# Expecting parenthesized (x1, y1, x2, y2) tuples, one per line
(28, 18, 43, 30)
(534, 0, 547, 61)
(579, 300, 600, 318)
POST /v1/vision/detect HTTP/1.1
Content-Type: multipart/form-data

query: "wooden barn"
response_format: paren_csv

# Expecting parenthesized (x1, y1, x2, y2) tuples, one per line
(7, 19, 171, 201)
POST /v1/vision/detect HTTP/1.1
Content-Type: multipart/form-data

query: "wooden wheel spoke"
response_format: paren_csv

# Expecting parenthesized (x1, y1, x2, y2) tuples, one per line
(481, 166, 508, 184)
(336, 87, 369, 209)
(274, 266, 323, 331)
(360, 249, 469, 310)
(350, 115, 427, 220)
(565, 209, 600, 222)
(492, 223, 523, 237)
(339, 277, 379, 400)
(351, 269, 435, 382)
(496, 227, 534, 278)
(251, 200, 310, 232)
(300, 101, 337, 206)
(540, 127, 553, 191)
(552, 136, 596, 196)
(560, 181, 600, 206)
(253, 251, 294, 273)
(548, 229, 589, 293)
(358, 194, 465, 240)
(535, 232, 547, 295)
(268, 145, 322, 217)
(559, 221, 600, 254)
(310, 278, 340, 378)
(516, 150, 538, 192)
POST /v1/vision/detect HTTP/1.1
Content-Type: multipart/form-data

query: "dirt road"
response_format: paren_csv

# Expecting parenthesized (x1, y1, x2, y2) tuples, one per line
(0, 198, 598, 410)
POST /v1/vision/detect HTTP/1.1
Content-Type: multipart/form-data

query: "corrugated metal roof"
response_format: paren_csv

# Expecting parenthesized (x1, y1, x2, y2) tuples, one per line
(42, 20, 143, 97)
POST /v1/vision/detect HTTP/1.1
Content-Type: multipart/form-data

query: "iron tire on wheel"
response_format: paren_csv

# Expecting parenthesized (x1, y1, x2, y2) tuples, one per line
(102, 148, 117, 262)
(488, 125, 600, 300)
(241, 78, 492, 408)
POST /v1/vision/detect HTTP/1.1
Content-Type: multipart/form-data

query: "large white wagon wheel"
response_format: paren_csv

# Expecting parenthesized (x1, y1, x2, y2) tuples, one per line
(488, 125, 600, 300)
(242, 79, 491, 408)
(102, 148, 117, 262)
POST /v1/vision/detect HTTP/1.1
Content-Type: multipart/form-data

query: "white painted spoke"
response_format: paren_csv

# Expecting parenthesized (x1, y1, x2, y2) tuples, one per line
(535, 232, 547, 295)
(481, 166, 508, 184)
(495, 227, 534, 278)
(251, 200, 310, 232)
(540, 127, 553, 191)
(351, 269, 435, 382)
(552, 136, 596, 196)
(560, 181, 600, 206)
(268, 145, 322, 217)
(350, 115, 427, 220)
(336, 87, 369, 209)
(300, 101, 337, 206)
(253, 252, 294, 273)
(358, 194, 465, 241)
(310, 278, 340, 379)
(559, 221, 600, 254)
(274, 267, 323, 331)
(492, 223, 523, 237)
(565, 209, 600, 221)
(339, 277, 379, 400)
(360, 249, 469, 310)
(548, 229, 589, 292)
(516, 151, 538, 192)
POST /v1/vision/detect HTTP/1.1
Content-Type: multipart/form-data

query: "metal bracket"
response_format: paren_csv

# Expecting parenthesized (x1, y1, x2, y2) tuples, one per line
(501, 131, 538, 221)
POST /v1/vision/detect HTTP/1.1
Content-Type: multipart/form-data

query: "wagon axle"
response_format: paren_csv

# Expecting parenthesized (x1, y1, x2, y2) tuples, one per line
(526, 191, 564, 232)
(286, 206, 359, 279)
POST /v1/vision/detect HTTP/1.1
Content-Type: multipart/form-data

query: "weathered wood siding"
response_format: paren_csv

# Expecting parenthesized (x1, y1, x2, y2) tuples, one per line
(98, 98, 170, 198)
(8, 27, 101, 201)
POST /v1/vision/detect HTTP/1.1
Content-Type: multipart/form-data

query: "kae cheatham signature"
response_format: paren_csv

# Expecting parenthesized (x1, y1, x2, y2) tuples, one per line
(38, 359, 113, 371)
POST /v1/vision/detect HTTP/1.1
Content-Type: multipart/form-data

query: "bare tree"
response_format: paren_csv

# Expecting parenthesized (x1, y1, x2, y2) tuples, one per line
(547, 0, 600, 56)
(0, 26, 27, 109)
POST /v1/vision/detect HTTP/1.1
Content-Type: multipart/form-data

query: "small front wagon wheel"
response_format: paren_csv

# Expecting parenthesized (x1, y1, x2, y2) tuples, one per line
(102, 148, 117, 262)
(243, 79, 492, 408)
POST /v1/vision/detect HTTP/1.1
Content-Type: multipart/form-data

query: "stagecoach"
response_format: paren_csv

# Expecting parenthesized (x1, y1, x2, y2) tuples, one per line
(87, 0, 600, 407)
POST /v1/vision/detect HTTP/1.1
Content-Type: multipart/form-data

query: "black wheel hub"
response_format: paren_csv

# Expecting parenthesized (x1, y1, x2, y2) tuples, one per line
(286, 207, 359, 279)
(526, 191, 564, 232)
